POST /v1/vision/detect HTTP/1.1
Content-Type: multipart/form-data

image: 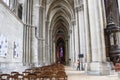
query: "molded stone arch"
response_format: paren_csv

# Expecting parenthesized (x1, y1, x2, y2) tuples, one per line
(46, 0, 74, 29)
(46, 0, 74, 20)
(45, 0, 74, 64)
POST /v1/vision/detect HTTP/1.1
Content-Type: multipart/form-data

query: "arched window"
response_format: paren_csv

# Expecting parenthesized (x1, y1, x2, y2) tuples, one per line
(18, 4, 22, 19)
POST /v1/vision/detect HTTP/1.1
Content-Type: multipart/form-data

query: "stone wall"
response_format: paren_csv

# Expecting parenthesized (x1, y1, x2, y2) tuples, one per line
(0, 1, 24, 73)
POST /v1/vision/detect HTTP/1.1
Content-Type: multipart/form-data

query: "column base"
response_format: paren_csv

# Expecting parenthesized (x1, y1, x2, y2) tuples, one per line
(38, 62, 45, 67)
(86, 62, 113, 75)
(38, 61, 52, 66)
(44, 61, 51, 66)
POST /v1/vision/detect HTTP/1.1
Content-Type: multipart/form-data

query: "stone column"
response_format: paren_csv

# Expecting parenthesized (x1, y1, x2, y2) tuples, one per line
(75, 0, 86, 70)
(75, 0, 81, 57)
(79, 1, 86, 70)
(87, 0, 109, 75)
(53, 42, 56, 63)
(74, 0, 79, 63)
(9, 0, 18, 15)
(35, 0, 44, 66)
(118, 0, 120, 15)
(65, 39, 69, 65)
(22, 0, 33, 67)
(22, 0, 27, 66)
(15, 0, 19, 16)
(44, 21, 50, 65)
(69, 25, 72, 66)
(83, 0, 92, 71)
(48, 29, 53, 64)
(9, 0, 14, 11)
(79, 1, 85, 56)
(39, 6, 44, 66)
(71, 20, 76, 67)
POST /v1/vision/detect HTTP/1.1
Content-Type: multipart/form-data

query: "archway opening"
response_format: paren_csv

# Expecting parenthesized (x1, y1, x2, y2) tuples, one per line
(56, 38, 66, 64)
(47, 0, 74, 65)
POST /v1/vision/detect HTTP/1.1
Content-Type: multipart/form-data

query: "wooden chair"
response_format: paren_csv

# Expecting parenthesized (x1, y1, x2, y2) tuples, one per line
(10, 73, 23, 80)
(17, 74, 23, 80)
(56, 71, 67, 80)
(34, 72, 41, 76)
(25, 69, 33, 73)
(11, 72, 19, 75)
(22, 72, 30, 76)
(41, 71, 52, 80)
(0, 74, 10, 80)
(23, 73, 37, 80)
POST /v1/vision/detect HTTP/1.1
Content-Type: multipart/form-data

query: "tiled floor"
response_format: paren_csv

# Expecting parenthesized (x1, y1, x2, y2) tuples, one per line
(65, 66, 119, 80)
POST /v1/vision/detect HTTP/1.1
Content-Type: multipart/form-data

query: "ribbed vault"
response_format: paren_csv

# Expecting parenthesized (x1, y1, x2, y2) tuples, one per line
(46, 0, 74, 64)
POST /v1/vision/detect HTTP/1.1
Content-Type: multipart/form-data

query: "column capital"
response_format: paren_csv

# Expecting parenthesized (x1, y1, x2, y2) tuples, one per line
(71, 19, 76, 25)
(74, 0, 84, 11)
(75, 4, 84, 12)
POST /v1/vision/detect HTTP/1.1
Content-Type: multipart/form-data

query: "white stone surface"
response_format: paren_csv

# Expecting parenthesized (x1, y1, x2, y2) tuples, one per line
(0, 1, 23, 72)
(118, 0, 120, 15)
(0, 3, 25, 73)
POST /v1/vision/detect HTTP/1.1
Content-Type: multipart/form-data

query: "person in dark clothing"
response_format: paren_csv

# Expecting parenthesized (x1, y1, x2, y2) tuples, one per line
(77, 59, 80, 70)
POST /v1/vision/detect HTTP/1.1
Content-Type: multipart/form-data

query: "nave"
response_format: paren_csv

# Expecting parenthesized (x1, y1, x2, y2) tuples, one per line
(0, 0, 120, 79)
(0, 64, 119, 80)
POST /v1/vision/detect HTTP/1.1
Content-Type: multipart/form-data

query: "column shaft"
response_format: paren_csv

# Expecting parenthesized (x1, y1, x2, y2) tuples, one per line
(69, 25, 72, 66)
(37, 1, 44, 66)
(22, 0, 33, 66)
(87, 0, 109, 75)
(72, 21, 76, 63)
(118, 0, 120, 15)
(44, 21, 49, 65)
(83, 0, 92, 63)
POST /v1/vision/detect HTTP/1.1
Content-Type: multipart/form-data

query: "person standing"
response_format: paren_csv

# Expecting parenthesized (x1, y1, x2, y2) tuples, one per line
(77, 59, 80, 70)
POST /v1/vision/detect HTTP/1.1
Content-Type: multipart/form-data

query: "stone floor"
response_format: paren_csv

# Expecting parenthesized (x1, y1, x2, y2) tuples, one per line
(65, 66, 119, 80)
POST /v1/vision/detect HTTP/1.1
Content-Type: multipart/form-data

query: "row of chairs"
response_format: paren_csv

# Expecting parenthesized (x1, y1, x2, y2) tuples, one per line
(0, 63, 67, 80)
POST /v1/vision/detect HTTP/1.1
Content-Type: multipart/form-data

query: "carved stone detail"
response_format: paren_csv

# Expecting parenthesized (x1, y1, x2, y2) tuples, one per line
(75, 4, 84, 12)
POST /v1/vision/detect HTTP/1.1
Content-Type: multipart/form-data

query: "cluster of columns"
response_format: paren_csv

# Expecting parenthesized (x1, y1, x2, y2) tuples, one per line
(21, 0, 120, 73)
(9, 0, 18, 14)
(35, 0, 44, 66)
(22, 0, 53, 67)
(72, 0, 110, 74)
(22, 0, 33, 66)
(3, 0, 20, 16)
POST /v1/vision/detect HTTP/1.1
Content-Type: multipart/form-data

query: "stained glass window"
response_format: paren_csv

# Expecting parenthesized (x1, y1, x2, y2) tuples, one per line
(60, 47, 63, 58)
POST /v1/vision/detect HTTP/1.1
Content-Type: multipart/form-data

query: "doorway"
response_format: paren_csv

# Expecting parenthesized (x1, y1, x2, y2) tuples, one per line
(56, 38, 66, 64)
